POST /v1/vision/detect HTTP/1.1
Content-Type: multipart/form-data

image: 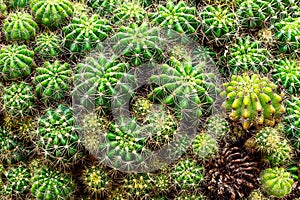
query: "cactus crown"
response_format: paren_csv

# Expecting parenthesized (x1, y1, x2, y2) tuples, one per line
(192, 132, 218, 160)
(113, 2, 147, 25)
(34, 32, 62, 59)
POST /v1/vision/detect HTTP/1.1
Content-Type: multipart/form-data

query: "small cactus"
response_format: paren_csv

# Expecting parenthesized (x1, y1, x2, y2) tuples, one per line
(2, 82, 35, 118)
(2, 12, 38, 41)
(0, 0, 8, 18)
(7, 0, 28, 8)
(88, 0, 123, 16)
(34, 32, 62, 59)
(113, 2, 147, 25)
(29, 0, 74, 27)
(247, 189, 268, 200)
(192, 132, 218, 160)
(0, 44, 34, 80)
(205, 114, 229, 140)
(131, 97, 154, 121)
(260, 167, 294, 198)
(122, 173, 153, 199)
(62, 14, 112, 53)
(151, 172, 170, 194)
(221, 73, 285, 130)
(34, 61, 72, 103)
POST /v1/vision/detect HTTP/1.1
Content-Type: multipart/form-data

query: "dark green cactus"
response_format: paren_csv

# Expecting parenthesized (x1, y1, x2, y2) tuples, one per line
(0, 0, 7, 17)
(2, 12, 38, 41)
(221, 73, 285, 130)
(113, 2, 147, 25)
(34, 32, 62, 59)
(34, 61, 72, 103)
(7, 0, 28, 8)
(0, 44, 34, 80)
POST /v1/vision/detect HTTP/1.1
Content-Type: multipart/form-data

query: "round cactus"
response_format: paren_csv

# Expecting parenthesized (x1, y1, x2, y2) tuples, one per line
(82, 165, 111, 196)
(149, 0, 200, 34)
(30, 166, 75, 200)
(151, 172, 170, 194)
(113, 2, 147, 25)
(122, 173, 153, 199)
(88, 0, 122, 16)
(223, 36, 272, 74)
(0, 0, 7, 18)
(192, 132, 218, 160)
(175, 193, 207, 200)
(260, 167, 294, 198)
(2, 82, 35, 118)
(34, 61, 72, 103)
(29, 0, 74, 27)
(2, 12, 38, 41)
(131, 97, 154, 121)
(200, 5, 237, 42)
(34, 32, 62, 59)
(7, 0, 28, 8)
(0, 44, 34, 80)
(62, 14, 112, 53)
(35, 104, 83, 166)
(4, 165, 30, 197)
(170, 158, 204, 189)
(205, 114, 229, 140)
(273, 58, 300, 95)
(111, 22, 165, 66)
(220, 73, 285, 130)
(247, 190, 268, 200)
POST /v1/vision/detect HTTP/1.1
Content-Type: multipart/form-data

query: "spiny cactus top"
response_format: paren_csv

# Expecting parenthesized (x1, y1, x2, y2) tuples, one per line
(205, 114, 229, 140)
(7, 0, 28, 8)
(221, 73, 285, 130)
(148, 56, 217, 118)
(111, 23, 165, 66)
(30, 166, 75, 200)
(62, 14, 112, 53)
(192, 132, 218, 160)
(131, 97, 154, 121)
(200, 5, 237, 42)
(2, 82, 35, 118)
(2, 12, 38, 41)
(113, 2, 147, 25)
(0, 0, 7, 18)
(0, 44, 34, 80)
(150, 1, 200, 34)
(34, 32, 62, 59)
(260, 167, 294, 198)
(34, 61, 72, 103)
(223, 36, 272, 74)
(29, 0, 74, 27)
(122, 173, 153, 198)
(247, 190, 268, 200)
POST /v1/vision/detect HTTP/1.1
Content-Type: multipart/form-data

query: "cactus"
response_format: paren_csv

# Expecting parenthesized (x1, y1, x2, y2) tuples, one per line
(34, 32, 62, 59)
(73, 1, 90, 16)
(170, 158, 204, 189)
(73, 54, 129, 113)
(205, 114, 229, 140)
(175, 194, 207, 200)
(260, 167, 294, 198)
(113, 2, 147, 25)
(131, 97, 154, 121)
(148, 56, 218, 119)
(149, 1, 200, 34)
(192, 132, 218, 160)
(62, 14, 112, 53)
(284, 96, 300, 148)
(200, 5, 237, 42)
(122, 173, 153, 199)
(88, 0, 123, 16)
(223, 36, 272, 74)
(273, 58, 300, 95)
(247, 190, 268, 200)
(0, 128, 27, 165)
(34, 61, 72, 103)
(30, 166, 75, 200)
(7, 0, 28, 8)
(0, 44, 34, 80)
(273, 17, 300, 53)
(111, 22, 165, 66)
(2, 82, 35, 118)
(29, 0, 74, 27)
(3, 165, 30, 197)
(35, 104, 83, 166)
(82, 165, 111, 196)
(2, 12, 38, 41)
(152, 172, 170, 194)
(0, 0, 8, 18)
(220, 73, 285, 130)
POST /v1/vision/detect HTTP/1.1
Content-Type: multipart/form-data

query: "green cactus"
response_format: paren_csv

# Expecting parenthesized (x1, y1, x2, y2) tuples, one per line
(149, 1, 200, 34)
(4, 165, 30, 197)
(273, 58, 300, 95)
(122, 173, 153, 199)
(192, 132, 218, 160)
(170, 158, 204, 189)
(82, 165, 111, 196)
(151, 172, 170, 194)
(88, 0, 123, 16)
(34, 61, 72, 103)
(223, 36, 272, 74)
(30, 166, 75, 200)
(62, 14, 112, 53)
(2, 12, 38, 41)
(0, 44, 34, 80)
(284, 96, 300, 148)
(0, 0, 8, 17)
(2, 82, 35, 118)
(131, 97, 154, 121)
(0, 128, 27, 165)
(7, 0, 28, 8)
(220, 73, 285, 130)
(200, 5, 237, 42)
(73, 54, 129, 113)
(148, 56, 218, 119)
(111, 22, 165, 66)
(35, 104, 83, 166)
(73, 1, 90, 16)
(205, 114, 229, 140)
(273, 17, 300, 53)
(260, 167, 294, 198)
(113, 2, 147, 25)
(34, 32, 62, 59)
(175, 194, 207, 200)
(29, 0, 74, 27)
